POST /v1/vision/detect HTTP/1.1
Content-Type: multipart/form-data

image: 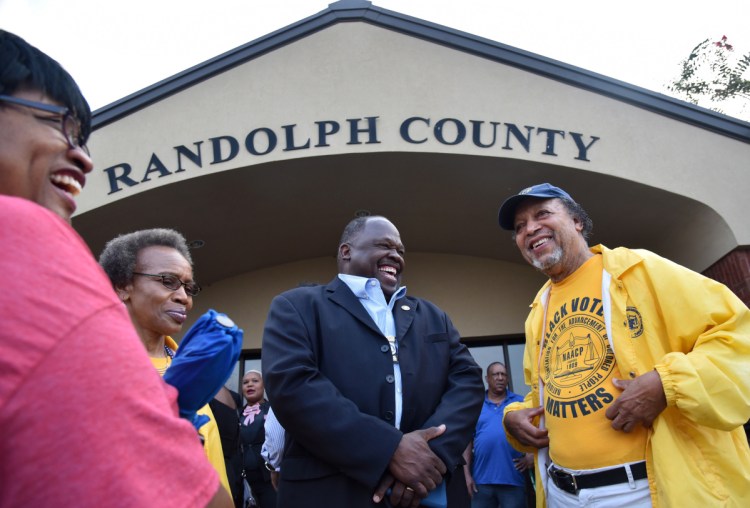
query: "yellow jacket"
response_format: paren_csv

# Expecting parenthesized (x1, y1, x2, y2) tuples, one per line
(505, 245, 750, 507)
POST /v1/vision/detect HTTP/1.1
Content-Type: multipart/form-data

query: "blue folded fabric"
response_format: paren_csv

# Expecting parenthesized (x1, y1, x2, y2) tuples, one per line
(191, 413, 211, 430)
(422, 483, 446, 508)
(386, 482, 446, 508)
(163, 309, 243, 428)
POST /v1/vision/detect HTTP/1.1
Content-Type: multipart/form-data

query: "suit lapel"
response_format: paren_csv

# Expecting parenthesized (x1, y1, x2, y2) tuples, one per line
(394, 296, 417, 340)
(395, 296, 418, 417)
(326, 277, 382, 336)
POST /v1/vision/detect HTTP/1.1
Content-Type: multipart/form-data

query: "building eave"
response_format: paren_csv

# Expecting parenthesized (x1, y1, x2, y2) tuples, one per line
(92, 0, 750, 142)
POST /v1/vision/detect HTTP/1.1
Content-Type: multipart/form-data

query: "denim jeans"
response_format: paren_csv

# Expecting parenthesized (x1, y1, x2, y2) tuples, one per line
(471, 484, 527, 508)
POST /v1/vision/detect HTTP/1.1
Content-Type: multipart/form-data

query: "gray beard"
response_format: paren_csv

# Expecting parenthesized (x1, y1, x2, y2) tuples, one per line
(531, 246, 563, 272)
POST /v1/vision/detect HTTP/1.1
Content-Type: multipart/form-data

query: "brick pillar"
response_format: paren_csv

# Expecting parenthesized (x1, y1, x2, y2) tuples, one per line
(702, 247, 750, 307)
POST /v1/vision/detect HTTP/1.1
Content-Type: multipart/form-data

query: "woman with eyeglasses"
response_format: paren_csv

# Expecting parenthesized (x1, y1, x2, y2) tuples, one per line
(99, 228, 232, 499)
(1, 30, 231, 508)
(0, 34, 92, 223)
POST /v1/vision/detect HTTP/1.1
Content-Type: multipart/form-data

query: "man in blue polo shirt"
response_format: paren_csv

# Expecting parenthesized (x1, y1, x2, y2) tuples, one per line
(464, 362, 531, 508)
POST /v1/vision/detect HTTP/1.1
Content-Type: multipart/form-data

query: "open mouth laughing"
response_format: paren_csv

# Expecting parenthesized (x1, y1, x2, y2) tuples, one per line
(50, 170, 85, 197)
(379, 264, 399, 282)
(529, 235, 553, 253)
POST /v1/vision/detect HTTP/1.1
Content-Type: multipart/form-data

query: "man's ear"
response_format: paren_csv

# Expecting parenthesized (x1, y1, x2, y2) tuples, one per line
(339, 243, 351, 261)
(573, 216, 584, 233)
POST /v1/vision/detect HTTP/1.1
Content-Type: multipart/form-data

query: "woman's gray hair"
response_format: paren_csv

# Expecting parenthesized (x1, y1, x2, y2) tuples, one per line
(99, 228, 192, 289)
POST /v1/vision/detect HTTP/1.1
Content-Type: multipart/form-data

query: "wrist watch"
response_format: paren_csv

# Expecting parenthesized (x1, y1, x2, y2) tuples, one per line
(264, 461, 276, 472)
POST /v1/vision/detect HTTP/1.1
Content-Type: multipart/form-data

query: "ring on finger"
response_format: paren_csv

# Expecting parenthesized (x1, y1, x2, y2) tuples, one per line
(405, 486, 414, 492)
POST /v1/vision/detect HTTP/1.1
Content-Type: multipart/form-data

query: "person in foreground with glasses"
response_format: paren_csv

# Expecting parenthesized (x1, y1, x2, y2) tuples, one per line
(0, 30, 232, 507)
(0, 39, 92, 222)
(99, 228, 233, 498)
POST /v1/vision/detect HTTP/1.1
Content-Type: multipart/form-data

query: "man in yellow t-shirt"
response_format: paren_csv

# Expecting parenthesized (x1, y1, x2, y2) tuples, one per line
(542, 254, 648, 473)
(497, 183, 750, 507)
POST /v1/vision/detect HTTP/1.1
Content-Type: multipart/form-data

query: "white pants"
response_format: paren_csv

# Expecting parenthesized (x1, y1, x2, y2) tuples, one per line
(545, 462, 651, 508)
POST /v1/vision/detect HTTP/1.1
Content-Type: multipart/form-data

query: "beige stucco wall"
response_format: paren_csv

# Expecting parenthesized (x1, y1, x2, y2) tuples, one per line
(184, 252, 546, 349)
(83, 22, 750, 244)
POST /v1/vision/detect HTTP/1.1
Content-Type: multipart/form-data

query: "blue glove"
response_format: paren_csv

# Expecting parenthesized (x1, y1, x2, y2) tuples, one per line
(163, 309, 243, 429)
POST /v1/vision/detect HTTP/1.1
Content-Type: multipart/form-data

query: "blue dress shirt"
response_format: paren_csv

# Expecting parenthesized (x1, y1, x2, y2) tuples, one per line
(338, 273, 407, 428)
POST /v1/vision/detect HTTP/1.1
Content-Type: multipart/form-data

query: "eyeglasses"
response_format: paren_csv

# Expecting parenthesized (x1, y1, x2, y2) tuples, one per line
(0, 94, 89, 154)
(132, 272, 201, 297)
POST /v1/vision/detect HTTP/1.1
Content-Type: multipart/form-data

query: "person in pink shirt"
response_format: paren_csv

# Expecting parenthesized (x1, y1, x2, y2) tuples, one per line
(0, 29, 231, 508)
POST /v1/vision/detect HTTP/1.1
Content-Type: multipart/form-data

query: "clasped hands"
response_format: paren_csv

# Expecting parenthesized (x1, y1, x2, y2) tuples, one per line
(505, 370, 668, 448)
(372, 424, 446, 507)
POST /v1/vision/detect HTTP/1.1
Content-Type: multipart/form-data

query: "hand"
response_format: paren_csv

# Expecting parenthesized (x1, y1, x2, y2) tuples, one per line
(373, 425, 447, 502)
(372, 473, 426, 508)
(514, 453, 534, 472)
(503, 407, 549, 448)
(270, 470, 280, 491)
(464, 467, 477, 498)
(605, 370, 667, 432)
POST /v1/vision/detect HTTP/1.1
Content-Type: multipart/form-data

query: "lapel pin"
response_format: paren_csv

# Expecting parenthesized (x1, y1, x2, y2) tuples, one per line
(401, 305, 411, 311)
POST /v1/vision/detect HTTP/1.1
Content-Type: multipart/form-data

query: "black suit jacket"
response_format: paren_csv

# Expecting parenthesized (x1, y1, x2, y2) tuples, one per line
(262, 277, 484, 507)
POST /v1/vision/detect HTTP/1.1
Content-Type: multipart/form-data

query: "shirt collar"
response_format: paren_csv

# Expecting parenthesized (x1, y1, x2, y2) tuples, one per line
(484, 390, 513, 406)
(338, 273, 407, 303)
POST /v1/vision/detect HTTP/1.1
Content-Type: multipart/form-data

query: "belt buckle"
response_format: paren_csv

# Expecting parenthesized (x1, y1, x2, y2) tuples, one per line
(549, 467, 578, 494)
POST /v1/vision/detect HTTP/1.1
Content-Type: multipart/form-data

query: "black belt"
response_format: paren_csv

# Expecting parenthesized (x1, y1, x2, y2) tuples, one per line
(548, 462, 647, 494)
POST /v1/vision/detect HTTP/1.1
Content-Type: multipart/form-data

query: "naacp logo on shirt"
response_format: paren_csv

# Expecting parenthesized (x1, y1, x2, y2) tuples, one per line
(542, 296, 615, 418)
(626, 306, 644, 338)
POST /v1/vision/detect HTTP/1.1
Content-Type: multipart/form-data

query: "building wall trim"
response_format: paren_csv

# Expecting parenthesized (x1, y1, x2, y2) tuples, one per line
(92, 0, 750, 142)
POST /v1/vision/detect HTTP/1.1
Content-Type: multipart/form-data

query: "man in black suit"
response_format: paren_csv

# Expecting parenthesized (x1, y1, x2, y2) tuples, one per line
(262, 216, 484, 508)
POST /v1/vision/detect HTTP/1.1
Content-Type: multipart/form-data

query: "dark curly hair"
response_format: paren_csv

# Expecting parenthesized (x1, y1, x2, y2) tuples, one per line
(99, 229, 193, 289)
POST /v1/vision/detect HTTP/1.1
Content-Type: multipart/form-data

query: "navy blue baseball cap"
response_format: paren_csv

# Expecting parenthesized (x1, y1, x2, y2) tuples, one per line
(498, 183, 573, 230)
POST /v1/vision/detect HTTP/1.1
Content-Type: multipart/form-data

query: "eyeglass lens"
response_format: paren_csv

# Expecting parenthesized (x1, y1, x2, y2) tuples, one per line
(161, 275, 201, 296)
(0, 95, 87, 153)
(61, 114, 88, 154)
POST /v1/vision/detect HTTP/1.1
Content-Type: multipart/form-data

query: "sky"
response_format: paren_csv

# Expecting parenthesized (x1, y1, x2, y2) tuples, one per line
(1, 0, 748, 117)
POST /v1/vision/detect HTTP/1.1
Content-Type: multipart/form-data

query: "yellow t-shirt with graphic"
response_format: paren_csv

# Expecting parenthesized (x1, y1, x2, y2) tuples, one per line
(542, 254, 647, 469)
